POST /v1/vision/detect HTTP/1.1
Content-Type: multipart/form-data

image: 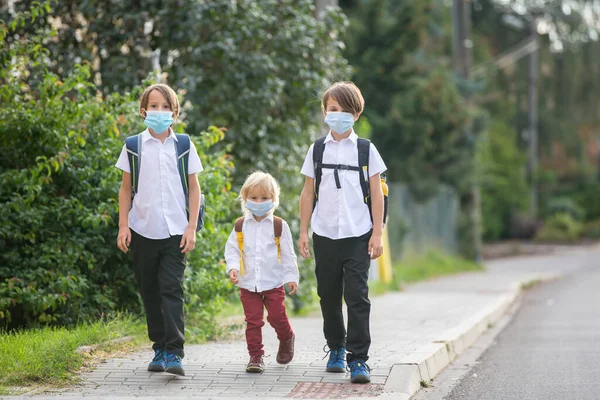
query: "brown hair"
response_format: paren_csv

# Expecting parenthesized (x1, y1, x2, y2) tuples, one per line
(321, 81, 365, 116)
(139, 83, 180, 119)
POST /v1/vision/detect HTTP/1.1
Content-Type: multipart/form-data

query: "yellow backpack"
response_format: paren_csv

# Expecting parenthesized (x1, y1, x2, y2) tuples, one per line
(234, 216, 283, 276)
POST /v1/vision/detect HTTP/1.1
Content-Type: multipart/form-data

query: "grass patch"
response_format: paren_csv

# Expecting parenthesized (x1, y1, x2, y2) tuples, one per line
(520, 279, 542, 290)
(392, 250, 484, 288)
(368, 280, 393, 296)
(420, 379, 433, 388)
(0, 314, 145, 392)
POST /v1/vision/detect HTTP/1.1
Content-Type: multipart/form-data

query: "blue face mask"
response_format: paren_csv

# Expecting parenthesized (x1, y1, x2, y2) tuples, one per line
(144, 110, 174, 134)
(246, 200, 274, 217)
(324, 111, 355, 134)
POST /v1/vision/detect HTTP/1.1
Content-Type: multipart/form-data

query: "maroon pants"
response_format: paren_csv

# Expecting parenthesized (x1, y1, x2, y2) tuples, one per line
(240, 286, 294, 357)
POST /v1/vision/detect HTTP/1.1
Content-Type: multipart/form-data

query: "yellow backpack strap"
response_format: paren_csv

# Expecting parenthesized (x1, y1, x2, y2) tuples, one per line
(234, 217, 245, 275)
(273, 216, 283, 263)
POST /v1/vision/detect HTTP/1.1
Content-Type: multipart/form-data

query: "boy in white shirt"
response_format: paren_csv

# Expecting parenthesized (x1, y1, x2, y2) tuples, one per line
(298, 81, 387, 384)
(115, 83, 203, 377)
(224, 171, 299, 373)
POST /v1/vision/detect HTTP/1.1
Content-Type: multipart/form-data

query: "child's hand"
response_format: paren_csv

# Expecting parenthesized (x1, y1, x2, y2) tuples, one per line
(117, 227, 131, 253)
(229, 270, 240, 284)
(180, 227, 197, 253)
(368, 233, 383, 259)
(298, 233, 310, 259)
(286, 282, 298, 295)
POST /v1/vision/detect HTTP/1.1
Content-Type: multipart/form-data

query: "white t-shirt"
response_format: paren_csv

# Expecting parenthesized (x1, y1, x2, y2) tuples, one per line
(115, 129, 203, 239)
(301, 131, 386, 240)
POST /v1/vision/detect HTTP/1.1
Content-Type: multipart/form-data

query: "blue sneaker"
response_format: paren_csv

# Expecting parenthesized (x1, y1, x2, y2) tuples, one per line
(165, 353, 185, 376)
(348, 359, 371, 384)
(147, 349, 166, 372)
(324, 346, 346, 372)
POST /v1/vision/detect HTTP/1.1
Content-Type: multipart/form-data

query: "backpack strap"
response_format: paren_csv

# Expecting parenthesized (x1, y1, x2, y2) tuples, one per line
(174, 133, 205, 232)
(273, 216, 283, 263)
(234, 217, 245, 276)
(174, 134, 190, 197)
(312, 136, 327, 206)
(357, 138, 372, 220)
(125, 134, 142, 202)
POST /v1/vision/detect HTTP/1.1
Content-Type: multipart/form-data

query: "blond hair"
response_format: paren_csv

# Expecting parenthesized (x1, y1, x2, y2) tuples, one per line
(139, 83, 180, 119)
(321, 81, 365, 116)
(239, 171, 280, 216)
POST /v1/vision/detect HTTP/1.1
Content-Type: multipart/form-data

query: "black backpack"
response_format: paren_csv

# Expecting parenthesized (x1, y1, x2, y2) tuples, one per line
(312, 136, 388, 225)
(125, 133, 206, 231)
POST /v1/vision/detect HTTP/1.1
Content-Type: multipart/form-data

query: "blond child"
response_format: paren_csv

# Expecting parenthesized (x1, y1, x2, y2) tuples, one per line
(224, 171, 299, 373)
(115, 83, 203, 376)
(298, 81, 387, 384)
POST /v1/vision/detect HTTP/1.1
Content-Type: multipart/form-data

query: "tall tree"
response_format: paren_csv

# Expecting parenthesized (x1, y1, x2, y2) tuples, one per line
(340, 0, 483, 257)
(472, 0, 600, 217)
(1, 0, 351, 215)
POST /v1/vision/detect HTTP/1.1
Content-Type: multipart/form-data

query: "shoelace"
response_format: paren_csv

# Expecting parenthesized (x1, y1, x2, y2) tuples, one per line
(166, 353, 181, 363)
(250, 355, 263, 364)
(322, 345, 346, 362)
(152, 350, 164, 362)
(347, 360, 371, 373)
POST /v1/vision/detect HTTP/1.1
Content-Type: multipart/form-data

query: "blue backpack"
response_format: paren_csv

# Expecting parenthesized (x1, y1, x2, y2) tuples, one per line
(125, 133, 206, 231)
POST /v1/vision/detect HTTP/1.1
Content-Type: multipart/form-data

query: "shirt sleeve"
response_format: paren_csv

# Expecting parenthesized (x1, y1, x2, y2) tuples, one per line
(300, 144, 315, 179)
(115, 144, 130, 173)
(188, 140, 203, 174)
(368, 143, 387, 177)
(281, 220, 299, 284)
(224, 228, 241, 274)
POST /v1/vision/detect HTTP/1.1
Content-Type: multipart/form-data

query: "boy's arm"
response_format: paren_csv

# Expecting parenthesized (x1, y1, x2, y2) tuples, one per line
(298, 176, 314, 258)
(299, 176, 314, 235)
(224, 228, 241, 284)
(118, 172, 132, 227)
(186, 173, 201, 231)
(180, 173, 200, 253)
(224, 228, 241, 273)
(117, 172, 132, 252)
(185, 139, 203, 232)
(368, 173, 384, 259)
(369, 173, 384, 236)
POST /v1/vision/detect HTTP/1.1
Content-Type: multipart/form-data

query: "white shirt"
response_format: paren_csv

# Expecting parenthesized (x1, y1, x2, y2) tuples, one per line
(224, 214, 299, 293)
(115, 129, 203, 239)
(301, 130, 386, 240)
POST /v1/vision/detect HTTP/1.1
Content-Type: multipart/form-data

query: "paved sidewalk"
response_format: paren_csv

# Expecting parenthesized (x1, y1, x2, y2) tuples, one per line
(23, 246, 599, 399)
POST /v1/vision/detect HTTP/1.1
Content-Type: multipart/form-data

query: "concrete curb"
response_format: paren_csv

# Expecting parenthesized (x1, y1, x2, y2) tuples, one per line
(381, 274, 560, 398)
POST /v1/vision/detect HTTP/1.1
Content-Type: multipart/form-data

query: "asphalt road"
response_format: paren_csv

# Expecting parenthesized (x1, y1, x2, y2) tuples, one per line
(443, 259, 600, 400)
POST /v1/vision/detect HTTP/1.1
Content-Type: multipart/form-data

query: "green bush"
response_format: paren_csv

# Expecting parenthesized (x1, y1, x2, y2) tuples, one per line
(535, 213, 583, 242)
(574, 183, 600, 222)
(476, 120, 529, 241)
(582, 219, 600, 239)
(2, 0, 351, 315)
(0, 9, 236, 331)
(544, 197, 585, 222)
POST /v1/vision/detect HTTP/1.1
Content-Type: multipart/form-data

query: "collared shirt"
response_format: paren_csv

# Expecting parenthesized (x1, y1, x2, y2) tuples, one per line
(300, 130, 387, 240)
(115, 129, 203, 239)
(224, 214, 299, 293)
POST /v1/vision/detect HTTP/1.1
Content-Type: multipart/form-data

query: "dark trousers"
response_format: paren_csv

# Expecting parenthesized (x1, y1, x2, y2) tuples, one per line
(313, 230, 372, 363)
(240, 286, 294, 357)
(130, 230, 186, 357)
